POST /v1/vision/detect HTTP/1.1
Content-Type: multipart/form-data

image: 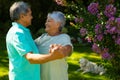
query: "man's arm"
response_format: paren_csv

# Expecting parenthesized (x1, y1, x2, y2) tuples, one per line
(24, 45, 65, 64)
(50, 44, 73, 57)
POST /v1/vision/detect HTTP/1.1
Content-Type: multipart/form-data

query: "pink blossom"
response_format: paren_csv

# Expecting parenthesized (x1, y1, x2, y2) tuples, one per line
(55, 0, 65, 6)
(85, 36, 92, 42)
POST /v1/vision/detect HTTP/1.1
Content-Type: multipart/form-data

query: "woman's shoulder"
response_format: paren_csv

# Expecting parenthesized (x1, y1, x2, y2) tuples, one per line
(41, 33, 47, 37)
(35, 33, 47, 40)
(59, 33, 70, 37)
(57, 33, 71, 40)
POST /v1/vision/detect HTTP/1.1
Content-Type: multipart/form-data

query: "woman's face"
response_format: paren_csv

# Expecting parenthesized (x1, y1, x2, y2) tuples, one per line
(45, 17, 60, 34)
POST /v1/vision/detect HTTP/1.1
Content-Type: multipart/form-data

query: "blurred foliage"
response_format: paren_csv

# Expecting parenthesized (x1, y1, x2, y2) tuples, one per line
(0, 0, 65, 38)
(0, 0, 120, 38)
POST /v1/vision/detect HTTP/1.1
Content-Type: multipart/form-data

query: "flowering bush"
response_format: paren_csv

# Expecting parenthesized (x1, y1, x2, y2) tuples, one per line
(87, 3, 120, 60)
(54, 0, 120, 79)
(78, 1, 120, 79)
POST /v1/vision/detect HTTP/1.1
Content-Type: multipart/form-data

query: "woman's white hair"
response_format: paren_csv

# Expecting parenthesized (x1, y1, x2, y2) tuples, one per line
(47, 11, 66, 31)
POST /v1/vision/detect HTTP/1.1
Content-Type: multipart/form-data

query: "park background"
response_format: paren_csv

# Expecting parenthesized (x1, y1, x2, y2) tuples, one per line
(0, 0, 120, 80)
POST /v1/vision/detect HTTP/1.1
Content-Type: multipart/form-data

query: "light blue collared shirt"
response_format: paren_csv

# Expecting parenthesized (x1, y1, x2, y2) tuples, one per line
(35, 33, 73, 80)
(6, 22, 40, 80)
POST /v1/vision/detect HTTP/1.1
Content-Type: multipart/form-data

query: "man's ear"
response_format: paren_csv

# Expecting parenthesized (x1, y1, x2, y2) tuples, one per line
(20, 13, 25, 19)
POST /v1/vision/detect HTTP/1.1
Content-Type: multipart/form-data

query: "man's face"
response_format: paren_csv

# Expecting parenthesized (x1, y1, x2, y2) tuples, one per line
(21, 8, 33, 27)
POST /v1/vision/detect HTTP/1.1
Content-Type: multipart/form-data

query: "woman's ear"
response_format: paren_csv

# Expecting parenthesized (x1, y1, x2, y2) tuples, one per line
(57, 22, 61, 27)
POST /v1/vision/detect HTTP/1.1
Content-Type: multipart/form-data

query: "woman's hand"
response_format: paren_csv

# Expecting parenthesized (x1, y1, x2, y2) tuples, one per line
(49, 44, 65, 59)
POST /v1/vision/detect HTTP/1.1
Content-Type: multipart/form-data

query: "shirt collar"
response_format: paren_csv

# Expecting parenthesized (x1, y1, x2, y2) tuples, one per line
(12, 22, 30, 32)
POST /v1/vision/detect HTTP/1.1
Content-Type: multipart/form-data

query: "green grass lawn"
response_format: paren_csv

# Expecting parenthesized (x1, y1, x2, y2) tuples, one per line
(0, 36, 110, 80)
(0, 36, 9, 80)
(67, 44, 109, 80)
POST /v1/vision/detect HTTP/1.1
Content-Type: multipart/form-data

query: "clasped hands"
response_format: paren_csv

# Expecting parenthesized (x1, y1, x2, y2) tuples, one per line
(49, 44, 66, 59)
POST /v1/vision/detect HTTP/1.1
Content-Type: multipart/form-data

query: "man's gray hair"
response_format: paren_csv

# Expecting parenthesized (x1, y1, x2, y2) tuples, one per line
(48, 11, 66, 32)
(10, 1, 30, 21)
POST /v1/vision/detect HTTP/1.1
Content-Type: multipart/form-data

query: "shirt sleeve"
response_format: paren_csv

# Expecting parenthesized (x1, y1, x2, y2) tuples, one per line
(60, 34, 73, 47)
(59, 34, 73, 54)
(13, 32, 33, 56)
(34, 37, 40, 46)
(34, 33, 46, 46)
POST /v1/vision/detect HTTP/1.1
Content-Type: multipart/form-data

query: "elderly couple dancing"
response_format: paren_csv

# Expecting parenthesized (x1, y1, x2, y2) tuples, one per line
(6, 1, 73, 80)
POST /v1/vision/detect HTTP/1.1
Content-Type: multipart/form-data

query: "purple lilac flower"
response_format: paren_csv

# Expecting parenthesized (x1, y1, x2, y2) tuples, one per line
(115, 36, 120, 45)
(96, 34, 103, 41)
(74, 17, 84, 23)
(92, 43, 101, 53)
(105, 17, 114, 30)
(88, 2, 99, 15)
(109, 26, 117, 34)
(105, 17, 117, 34)
(106, 17, 115, 25)
(117, 30, 120, 34)
(106, 27, 117, 34)
(104, 4, 116, 18)
(101, 48, 111, 60)
(80, 28, 87, 36)
(74, 18, 79, 23)
(93, 38, 97, 43)
(79, 18, 84, 23)
(105, 24, 111, 34)
(101, 52, 111, 60)
(115, 18, 120, 33)
(116, 17, 120, 25)
(103, 48, 109, 52)
(97, 13, 101, 19)
(105, 24, 111, 29)
(112, 35, 116, 39)
(95, 24, 102, 34)
(104, 30, 108, 35)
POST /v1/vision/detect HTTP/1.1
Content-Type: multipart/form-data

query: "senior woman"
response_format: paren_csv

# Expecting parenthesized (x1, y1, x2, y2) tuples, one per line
(35, 11, 73, 80)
